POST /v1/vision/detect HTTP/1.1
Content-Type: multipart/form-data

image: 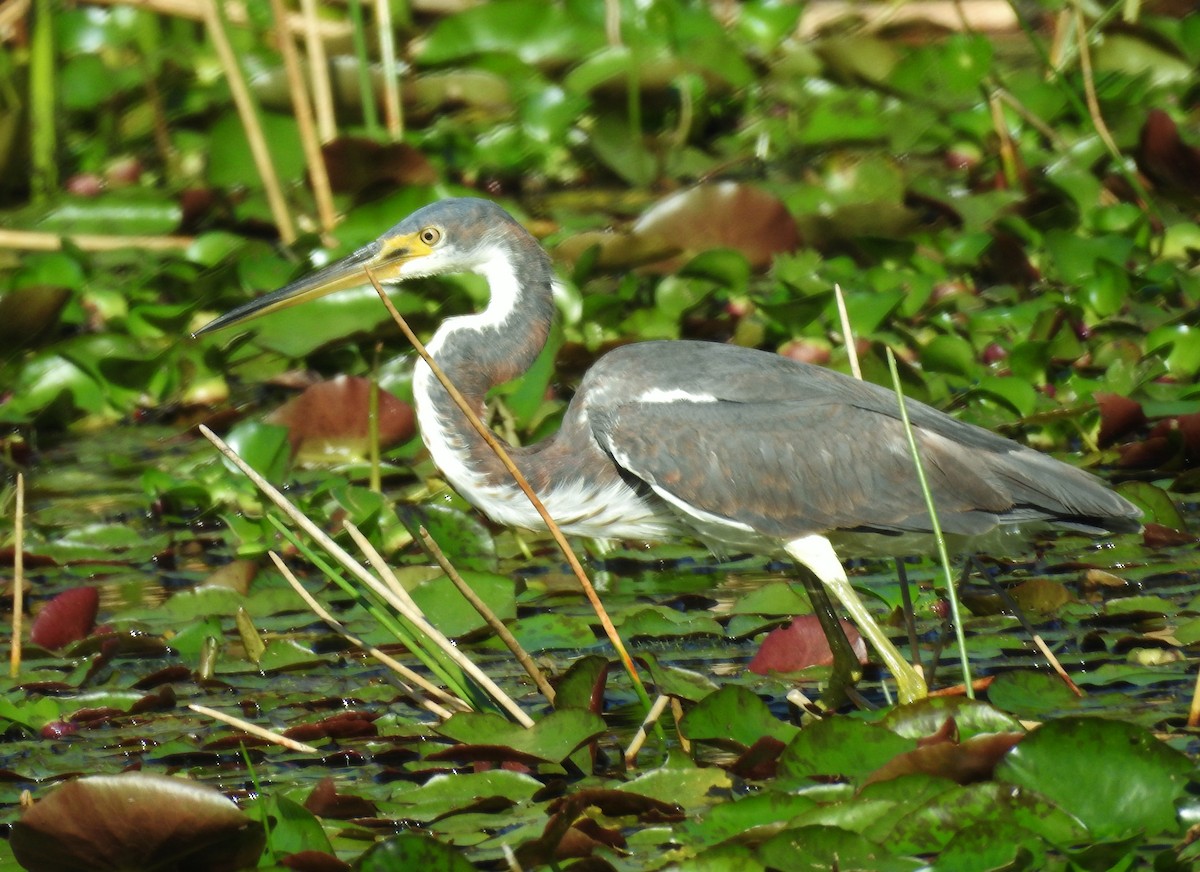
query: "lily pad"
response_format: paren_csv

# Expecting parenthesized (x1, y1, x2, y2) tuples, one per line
(994, 717, 1192, 840)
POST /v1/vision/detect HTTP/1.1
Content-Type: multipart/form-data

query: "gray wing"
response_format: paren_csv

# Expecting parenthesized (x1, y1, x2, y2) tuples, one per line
(579, 341, 1140, 539)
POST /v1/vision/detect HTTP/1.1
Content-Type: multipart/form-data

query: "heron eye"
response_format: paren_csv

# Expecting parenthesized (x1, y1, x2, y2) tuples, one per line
(420, 227, 442, 246)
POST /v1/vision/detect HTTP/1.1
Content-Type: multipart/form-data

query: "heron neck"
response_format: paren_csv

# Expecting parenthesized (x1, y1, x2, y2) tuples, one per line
(426, 246, 555, 401)
(413, 241, 556, 490)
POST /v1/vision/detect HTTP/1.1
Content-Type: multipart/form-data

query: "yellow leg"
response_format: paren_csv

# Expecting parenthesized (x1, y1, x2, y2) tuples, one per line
(786, 534, 928, 704)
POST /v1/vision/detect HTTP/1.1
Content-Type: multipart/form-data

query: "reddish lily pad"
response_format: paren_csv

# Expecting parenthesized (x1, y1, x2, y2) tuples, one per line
(29, 586, 99, 649)
(747, 615, 867, 674)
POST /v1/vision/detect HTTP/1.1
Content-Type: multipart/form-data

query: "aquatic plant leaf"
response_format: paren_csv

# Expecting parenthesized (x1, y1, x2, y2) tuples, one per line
(679, 685, 798, 748)
(11, 773, 264, 872)
(778, 717, 916, 785)
(758, 824, 922, 872)
(29, 586, 98, 649)
(265, 376, 415, 462)
(410, 570, 515, 638)
(747, 615, 866, 674)
(984, 670, 1083, 719)
(995, 717, 1192, 840)
(435, 709, 605, 763)
(356, 832, 474, 871)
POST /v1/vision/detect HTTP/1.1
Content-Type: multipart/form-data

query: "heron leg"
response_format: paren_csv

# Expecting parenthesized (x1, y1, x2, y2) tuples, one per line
(786, 534, 928, 704)
(796, 566, 861, 707)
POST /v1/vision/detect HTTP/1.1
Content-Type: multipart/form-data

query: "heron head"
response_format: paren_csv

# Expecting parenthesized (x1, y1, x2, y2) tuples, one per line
(193, 198, 521, 336)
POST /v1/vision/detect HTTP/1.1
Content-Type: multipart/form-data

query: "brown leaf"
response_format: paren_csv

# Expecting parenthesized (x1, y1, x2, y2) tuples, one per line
(747, 615, 868, 674)
(1095, 393, 1146, 448)
(1136, 108, 1200, 199)
(1009, 578, 1073, 614)
(283, 712, 379, 742)
(0, 285, 72, 349)
(631, 183, 801, 271)
(1150, 413, 1200, 462)
(129, 685, 177, 715)
(321, 138, 438, 194)
(864, 732, 1025, 786)
(30, 587, 99, 650)
(11, 773, 265, 872)
(729, 735, 788, 780)
(200, 559, 259, 595)
(425, 743, 547, 767)
(1118, 435, 1176, 469)
(279, 850, 352, 871)
(303, 778, 378, 820)
(1143, 523, 1198, 548)
(132, 665, 192, 690)
(545, 788, 684, 822)
(518, 789, 679, 867)
(265, 375, 415, 462)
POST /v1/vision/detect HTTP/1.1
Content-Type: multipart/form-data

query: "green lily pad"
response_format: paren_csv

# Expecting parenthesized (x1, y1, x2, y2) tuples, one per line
(758, 825, 922, 871)
(995, 717, 1192, 840)
(778, 717, 916, 785)
(387, 770, 542, 822)
(410, 571, 515, 639)
(985, 670, 1083, 719)
(434, 709, 605, 763)
(357, 832, 475, 872)
(680, 685, 798, 747)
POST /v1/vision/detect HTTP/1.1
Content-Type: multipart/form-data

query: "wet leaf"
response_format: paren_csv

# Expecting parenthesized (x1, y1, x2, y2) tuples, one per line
(235, 606, 265, 665)
(994, 717, 1192, 840)
(254, 794, 331, 857)
(639, 651, 719, 702)
(221, 421, 291, 482)
(618, 605, 723, 638)
(265, 376, 416, 462)
(499, 612, 598, 651)
(620, 764, 731, 806)
(880, 698, 1023, 740)
(387, 770, 542, 822)
(553, 654, 609, 711)
(935, 820, 1048, 872)
(680, 792, 816, 849)
(985, 670, 1083, 718)
(1008, 577, 1071, 614)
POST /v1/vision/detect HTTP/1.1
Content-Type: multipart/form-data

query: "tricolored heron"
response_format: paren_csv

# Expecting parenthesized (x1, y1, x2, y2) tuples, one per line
(197, 197, 1142, 704)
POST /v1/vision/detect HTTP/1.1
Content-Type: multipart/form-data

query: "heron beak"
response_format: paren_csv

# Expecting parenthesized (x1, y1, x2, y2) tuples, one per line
(193, 230, 434, 337)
